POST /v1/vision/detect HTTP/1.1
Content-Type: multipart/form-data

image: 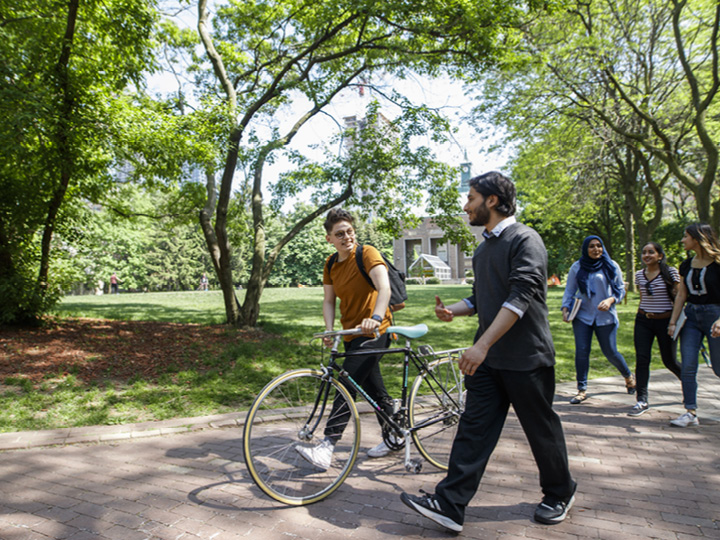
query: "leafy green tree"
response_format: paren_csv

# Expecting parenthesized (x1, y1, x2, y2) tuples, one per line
(471, 0, 718, 279)
(267, 205, 334, 287)
(526, 0, 719, 225)
(171, 0, 545, 326)
(62, 186, 213, 294)
(0, 0, 157, 323)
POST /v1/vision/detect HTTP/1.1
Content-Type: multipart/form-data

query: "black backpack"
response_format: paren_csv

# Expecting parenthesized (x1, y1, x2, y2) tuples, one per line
(327, 245, 407, 312)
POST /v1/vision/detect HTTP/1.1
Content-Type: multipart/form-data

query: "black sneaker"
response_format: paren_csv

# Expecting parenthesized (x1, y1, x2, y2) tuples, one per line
(627, 401, 649, 417)
(400, 491, 463, 532)
(534, 484, 576, 525)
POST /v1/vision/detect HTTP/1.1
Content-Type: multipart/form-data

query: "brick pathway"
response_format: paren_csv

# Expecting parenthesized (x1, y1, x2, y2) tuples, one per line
(0, 367, 718, 539)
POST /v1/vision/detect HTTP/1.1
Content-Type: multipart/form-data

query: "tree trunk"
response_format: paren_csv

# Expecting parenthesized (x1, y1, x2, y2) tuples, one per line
(623, 207, 635, 293)
(37, 0, 79, 298)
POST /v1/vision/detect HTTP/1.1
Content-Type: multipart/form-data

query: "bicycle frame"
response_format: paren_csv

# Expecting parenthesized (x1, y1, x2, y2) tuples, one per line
(303, 331, 464, 471)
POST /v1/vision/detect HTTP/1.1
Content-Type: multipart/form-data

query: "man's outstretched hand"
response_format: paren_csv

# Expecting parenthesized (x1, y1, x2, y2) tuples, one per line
(435, 296, 454, 322)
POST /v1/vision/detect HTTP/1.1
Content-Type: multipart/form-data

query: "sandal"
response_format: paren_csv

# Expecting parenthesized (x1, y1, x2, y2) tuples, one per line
(625, 374, 636, 395)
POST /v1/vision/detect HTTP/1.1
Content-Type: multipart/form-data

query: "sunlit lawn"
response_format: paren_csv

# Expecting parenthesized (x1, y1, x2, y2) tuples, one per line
(55, 284, 643, 382)
(1, 285, 649, 432)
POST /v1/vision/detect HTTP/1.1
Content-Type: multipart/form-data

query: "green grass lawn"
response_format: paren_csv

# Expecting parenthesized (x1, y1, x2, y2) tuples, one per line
(1, 285, 651, 432)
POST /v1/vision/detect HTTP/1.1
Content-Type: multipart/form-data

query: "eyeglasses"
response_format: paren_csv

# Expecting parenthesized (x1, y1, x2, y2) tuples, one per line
(334, 229, 355, 240)
(645, 283, 654, 296)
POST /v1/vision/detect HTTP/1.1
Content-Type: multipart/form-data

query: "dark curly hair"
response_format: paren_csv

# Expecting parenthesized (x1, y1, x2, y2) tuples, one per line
(468, 171, 516, 217)
(323, 208, 355, 233)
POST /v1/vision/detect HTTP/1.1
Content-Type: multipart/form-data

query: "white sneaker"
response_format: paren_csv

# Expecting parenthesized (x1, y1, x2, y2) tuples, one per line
(296, 438, 334, 470)
(670, 411, 699, 427)
(367, 433, 404, 458)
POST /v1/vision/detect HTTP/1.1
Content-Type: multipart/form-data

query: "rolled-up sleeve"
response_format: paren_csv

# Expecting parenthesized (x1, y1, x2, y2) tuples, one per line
(504, 234, 547, 318)
(612, 261, 625, 303)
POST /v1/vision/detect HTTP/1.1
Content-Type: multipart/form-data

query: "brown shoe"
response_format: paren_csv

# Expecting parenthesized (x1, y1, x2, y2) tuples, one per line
(625, 374, 636, 395)
(569, 391, 587, 404)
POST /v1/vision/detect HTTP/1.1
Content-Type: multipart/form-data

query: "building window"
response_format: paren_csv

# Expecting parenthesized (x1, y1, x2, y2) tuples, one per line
(404, 239, 422, 274)
(430, 238, 448, 263)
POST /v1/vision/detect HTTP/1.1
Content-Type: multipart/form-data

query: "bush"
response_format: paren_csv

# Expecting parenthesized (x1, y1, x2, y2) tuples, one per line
(426, 277, 441, 284)
(465, 277, 474, 284)
(406, 277, 424, 285)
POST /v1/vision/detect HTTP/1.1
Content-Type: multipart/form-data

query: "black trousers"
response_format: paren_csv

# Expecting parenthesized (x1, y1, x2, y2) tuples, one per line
(435, 363, 575, 524)
(325, 333, 394, 442)
(633, 314, 681, 403)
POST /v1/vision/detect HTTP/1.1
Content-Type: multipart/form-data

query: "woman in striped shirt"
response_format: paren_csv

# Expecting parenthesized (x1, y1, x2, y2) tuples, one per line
(630, 242, 681, 417)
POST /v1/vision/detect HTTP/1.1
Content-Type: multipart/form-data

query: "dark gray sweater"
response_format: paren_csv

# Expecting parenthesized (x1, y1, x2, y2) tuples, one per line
(464, 222, 555, 371)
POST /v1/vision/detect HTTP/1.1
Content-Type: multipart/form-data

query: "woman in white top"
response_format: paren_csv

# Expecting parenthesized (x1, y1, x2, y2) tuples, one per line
(629, 242, 681, 417)
(667, 223, 720, 427)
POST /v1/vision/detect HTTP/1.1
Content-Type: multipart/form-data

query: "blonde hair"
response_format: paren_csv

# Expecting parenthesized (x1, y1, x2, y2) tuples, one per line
(686, 223, 720, 264)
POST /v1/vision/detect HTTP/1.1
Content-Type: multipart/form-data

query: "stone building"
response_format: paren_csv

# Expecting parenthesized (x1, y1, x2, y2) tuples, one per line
(392, 157, 485, 282)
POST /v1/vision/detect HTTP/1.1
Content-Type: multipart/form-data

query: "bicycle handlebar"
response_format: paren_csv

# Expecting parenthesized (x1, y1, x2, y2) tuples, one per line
(312, 327, 366, 339)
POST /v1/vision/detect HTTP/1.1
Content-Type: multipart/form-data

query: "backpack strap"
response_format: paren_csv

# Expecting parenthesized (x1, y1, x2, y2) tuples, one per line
(326, 252, 339, 275)
(355, 245, 375, 288)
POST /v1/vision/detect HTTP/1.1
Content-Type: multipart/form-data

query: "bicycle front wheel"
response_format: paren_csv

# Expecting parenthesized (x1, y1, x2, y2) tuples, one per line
(243, 369, 361, 505)
(409, 358, 465, 470)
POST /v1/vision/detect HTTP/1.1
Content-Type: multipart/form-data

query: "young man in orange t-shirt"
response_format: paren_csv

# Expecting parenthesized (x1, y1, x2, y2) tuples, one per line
(295, 208, 399, 470)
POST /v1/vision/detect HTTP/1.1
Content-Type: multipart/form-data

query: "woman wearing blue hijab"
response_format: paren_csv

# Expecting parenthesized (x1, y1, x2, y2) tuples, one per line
(562, 235, 635, 404)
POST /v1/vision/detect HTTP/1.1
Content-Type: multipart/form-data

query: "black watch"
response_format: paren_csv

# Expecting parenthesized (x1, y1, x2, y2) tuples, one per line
(371, 314, 383, 323)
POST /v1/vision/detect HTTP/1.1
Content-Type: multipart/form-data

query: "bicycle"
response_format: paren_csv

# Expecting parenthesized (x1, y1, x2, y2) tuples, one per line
(242, 323, 466, 505)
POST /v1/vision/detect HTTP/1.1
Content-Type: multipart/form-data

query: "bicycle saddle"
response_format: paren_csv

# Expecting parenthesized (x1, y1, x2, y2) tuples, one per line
(387, 323, 428, 339)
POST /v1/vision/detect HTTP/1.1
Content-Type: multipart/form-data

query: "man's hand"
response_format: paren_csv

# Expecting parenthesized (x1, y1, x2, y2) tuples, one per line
(435, 296, 454, 322)
(562, 308, 570, 323)
(458, 342, 488, 376)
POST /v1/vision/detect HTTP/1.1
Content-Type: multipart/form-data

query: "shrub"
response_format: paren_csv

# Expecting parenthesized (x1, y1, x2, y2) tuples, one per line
(426, 277, 441, 284)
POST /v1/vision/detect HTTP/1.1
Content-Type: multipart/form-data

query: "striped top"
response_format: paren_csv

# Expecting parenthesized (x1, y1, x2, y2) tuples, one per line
(635, 268, 680, 312)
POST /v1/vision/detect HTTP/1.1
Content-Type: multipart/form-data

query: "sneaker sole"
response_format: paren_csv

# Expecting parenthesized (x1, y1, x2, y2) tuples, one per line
(627, 407, 649, 417)
(401, 494, 463, 532)
(366, 449, 392, 458)
(670, 420, 699, 427)
(534, 493, 575, 525)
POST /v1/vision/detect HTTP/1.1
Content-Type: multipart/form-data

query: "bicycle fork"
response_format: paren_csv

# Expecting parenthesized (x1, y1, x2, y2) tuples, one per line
(297, 367, 334, 442)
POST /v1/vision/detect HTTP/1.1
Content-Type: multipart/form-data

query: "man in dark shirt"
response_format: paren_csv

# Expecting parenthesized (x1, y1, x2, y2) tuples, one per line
(400, 172, 576, 532)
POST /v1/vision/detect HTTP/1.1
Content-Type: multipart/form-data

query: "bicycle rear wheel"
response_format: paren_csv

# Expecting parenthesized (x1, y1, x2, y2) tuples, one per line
(408, 357, 465, 470)
(243, 368, 361, 505)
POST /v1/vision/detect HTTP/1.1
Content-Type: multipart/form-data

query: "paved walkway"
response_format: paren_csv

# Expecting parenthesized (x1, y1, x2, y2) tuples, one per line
(0, 366, 718, 540)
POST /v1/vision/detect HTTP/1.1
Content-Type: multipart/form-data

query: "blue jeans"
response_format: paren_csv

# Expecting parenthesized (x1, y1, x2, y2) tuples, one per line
(678, 303, 720, 410)
(572, 320, 632, 391)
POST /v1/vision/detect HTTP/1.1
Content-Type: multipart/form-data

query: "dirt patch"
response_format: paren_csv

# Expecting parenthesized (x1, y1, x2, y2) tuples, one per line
(0, 318, 269, 386)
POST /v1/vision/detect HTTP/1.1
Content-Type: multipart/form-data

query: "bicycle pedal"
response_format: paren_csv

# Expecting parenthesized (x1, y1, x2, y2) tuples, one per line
(405, 458, 423, 474)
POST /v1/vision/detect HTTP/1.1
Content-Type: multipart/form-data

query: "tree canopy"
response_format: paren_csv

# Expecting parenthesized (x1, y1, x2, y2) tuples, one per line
(470, 0, 719, 276)
(0, 0, 157, 323)
(174, 0, 549, 325)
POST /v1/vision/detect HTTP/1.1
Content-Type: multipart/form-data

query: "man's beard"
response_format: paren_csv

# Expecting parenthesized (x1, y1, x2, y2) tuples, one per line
(469, 202, 490, 227)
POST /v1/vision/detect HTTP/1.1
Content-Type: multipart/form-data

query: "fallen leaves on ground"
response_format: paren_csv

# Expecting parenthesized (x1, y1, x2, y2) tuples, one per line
(0, 318, 269, 386)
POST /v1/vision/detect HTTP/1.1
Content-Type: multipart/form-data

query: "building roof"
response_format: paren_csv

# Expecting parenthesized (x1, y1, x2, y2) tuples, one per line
(408, 254, 451, 271)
